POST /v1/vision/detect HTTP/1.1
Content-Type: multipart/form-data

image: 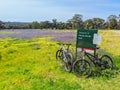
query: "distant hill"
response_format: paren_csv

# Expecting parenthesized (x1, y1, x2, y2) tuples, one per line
(3, 22, 31, 29)
(4, 22, 30, 25)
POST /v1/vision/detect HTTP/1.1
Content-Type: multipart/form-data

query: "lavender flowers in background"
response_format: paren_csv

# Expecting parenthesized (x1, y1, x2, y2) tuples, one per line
(51, 32, 76, 42)
(0, 29, 76, 42)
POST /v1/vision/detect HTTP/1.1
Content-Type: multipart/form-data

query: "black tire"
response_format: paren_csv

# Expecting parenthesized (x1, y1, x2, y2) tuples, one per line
(64, 52, 74, 72)
(56, 49, 64, 67)
(56, 49, 63, 60)
(66, 50, 75, 64)
(100, 55, 114, 70)
(73, 59, 92, 78)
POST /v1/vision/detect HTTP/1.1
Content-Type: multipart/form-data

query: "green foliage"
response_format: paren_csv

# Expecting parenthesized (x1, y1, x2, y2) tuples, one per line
(0, 20, 4, 29)
(31, 21, 40, 29)
(7, 48, 17, 54)
(0, 30, 120, 90)
(107, 15, 118, 29)
(31, 44, 41, 50)
(68, 14, 83, 29)
(52, 19, 57, 29)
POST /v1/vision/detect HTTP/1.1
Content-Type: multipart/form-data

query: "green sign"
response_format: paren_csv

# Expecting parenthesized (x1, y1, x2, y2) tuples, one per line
(76, 29, 98, 49)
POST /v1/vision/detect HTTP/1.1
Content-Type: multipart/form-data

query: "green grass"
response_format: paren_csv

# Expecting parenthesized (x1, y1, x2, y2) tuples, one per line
(0, 31, 19, 34)
(0, 30, 120, 90)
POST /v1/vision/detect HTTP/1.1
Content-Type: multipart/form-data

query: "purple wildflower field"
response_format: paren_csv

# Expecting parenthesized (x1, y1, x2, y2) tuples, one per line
(0, 29, 76, 42)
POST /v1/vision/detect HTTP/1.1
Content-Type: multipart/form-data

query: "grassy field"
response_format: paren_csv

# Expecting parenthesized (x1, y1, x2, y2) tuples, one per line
(0, 30, 120, 90)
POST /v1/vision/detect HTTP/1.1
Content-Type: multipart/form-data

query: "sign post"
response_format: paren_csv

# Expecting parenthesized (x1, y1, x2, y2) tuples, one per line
(76, 29, 98, 57)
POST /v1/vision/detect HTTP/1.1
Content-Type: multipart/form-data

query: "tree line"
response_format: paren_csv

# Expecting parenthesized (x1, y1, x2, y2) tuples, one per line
(0, 14, 120, 30)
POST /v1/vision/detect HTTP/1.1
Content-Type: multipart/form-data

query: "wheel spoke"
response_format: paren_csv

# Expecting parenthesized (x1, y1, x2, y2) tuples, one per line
(73, 59, 92, 77)
(100, 55, 114, 70)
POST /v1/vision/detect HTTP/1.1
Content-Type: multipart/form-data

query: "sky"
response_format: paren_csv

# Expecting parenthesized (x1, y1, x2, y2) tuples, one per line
(0, 0, 120, 22)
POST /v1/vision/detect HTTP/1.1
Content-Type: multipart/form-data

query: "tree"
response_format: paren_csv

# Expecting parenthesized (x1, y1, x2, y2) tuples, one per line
(117, 14, 120, 30)
(69, 14, 83, 29)
(39, 21, 51, 29)
(84, 18, 105, 29)
(103, 22, 109, 29)
(107, 15, 118, 29)
(92, 18, 105, 29)
(84, 19, 93, 29)
(65, 19, 73, 29)
(57, 22, 65, 29)
(52, 19, 57, 29)
(31, 21, 40, 29)
(0, 20, 4, 29)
